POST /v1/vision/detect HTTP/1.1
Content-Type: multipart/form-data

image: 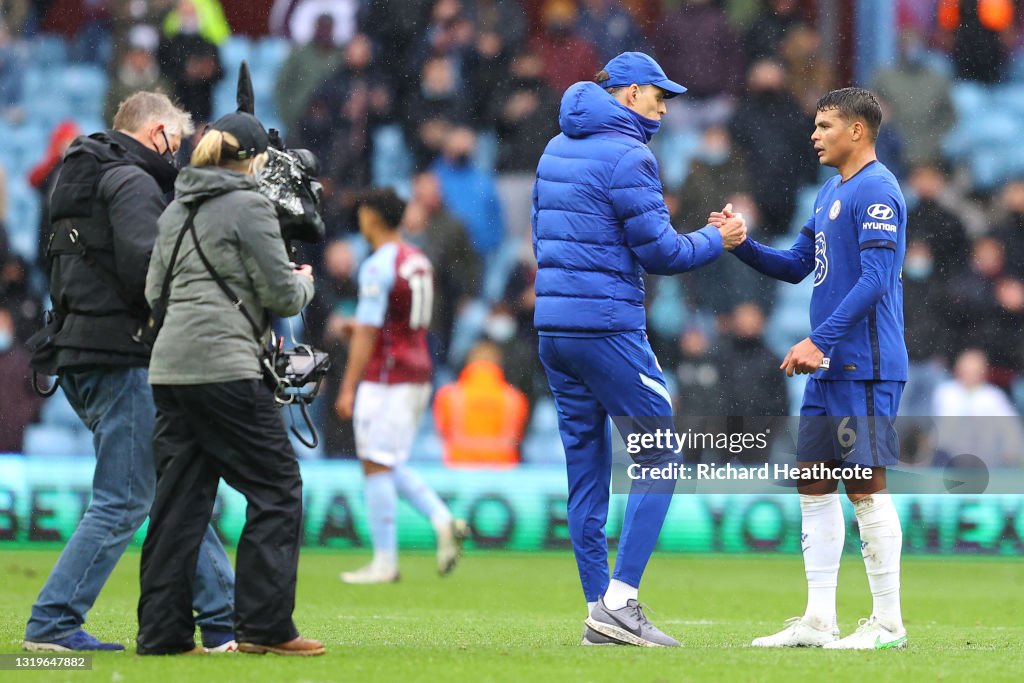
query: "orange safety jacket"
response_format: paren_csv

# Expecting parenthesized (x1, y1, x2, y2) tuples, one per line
(433, 360, 529, 468)
(938, 0, 1014, 31)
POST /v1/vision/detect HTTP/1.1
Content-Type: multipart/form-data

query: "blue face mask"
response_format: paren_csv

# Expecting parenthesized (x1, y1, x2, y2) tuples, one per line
(903, 256, 934, 281)
(625, 107, 660, 143)
(0, 330, 12, 353)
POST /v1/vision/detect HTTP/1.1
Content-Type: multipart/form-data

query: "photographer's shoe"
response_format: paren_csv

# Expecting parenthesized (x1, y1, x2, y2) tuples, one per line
(238, 636, 325, 656)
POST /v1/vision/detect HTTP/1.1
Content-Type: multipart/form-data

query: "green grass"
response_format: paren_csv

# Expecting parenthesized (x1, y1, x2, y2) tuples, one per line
(1, 550, 1022, 682)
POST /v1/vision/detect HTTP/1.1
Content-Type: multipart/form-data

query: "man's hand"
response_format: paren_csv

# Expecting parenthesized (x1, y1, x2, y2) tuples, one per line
(335, 385, 356, 420)
(709, 202, 746, 250)
(780, 337, 825, 377)
(295, 264, 314, 280)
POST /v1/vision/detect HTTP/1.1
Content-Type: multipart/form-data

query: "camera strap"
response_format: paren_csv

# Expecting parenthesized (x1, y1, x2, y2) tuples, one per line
(153, 204, 201, 311)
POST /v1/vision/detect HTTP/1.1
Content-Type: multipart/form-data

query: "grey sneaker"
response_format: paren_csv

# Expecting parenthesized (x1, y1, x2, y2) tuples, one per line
(580, 625, 624, 646)
(585, 598, 680, 647)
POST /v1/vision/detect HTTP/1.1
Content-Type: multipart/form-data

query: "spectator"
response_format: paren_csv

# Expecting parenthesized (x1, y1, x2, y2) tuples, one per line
(270, 0, 362, 47)
(162, 0, 229, 46)
(1, 238, 41, 344)
(871, 29, 956, 167)
(0, 305, 43, 453)
(298, 33, 393, 190)
(576, 0, 648, 63)
(491, 48, 560, 238)
(28, 121, 81, 274)
(938, 0, 1014, 83)
(433, 340, 528, 468)
(933, 348, 1024, 467)
(107, 1, 176, 65)
(729, 59, 817, 236)
(404, 172, 481, 366)
(779, 24, 832, 116)
(711, 302, 789, 417)
(945, 237, 1024, 379)
(104, 24, 173, 127)
(464, 0, 526, 127)
(274, 13, 346, 133)
(0, 17, 24, 123)
(901, 239, 953, 416)
(683, 192, 774, 317)
(495, 246, 544, 406)
(410, 0, 476, 82)
(529, 0, 600, 94)
(158, 0, 224, 125)
(992, 178, 1024, 277)
(674, 126, 751, 233)
(430, 127, 505, 258)
(873, 95, 907, 181)
(744, 0, 802, 65)
(906, 163, 970, 278)
(303, 237, 360, 457)
(653, 0, 743, 100)
(403, 55, 468, 171)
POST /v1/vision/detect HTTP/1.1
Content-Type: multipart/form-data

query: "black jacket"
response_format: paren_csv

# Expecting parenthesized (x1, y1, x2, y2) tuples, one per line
(47, 130, 177, 370)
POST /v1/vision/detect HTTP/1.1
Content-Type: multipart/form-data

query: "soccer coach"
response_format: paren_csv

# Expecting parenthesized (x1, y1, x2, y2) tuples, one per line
(532, 52, 746, 647)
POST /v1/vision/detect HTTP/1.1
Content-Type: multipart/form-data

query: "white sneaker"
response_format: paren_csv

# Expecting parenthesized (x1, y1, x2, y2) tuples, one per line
(340, 563, 400, 584)
(207, 640, 238, 653)
(437, 519, 469, 576)
(822, 616, 907, 650)
(751, 617, 839, 647)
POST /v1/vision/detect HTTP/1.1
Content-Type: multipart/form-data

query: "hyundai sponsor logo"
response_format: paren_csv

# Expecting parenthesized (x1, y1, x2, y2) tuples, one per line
(866, 203, 895, 220)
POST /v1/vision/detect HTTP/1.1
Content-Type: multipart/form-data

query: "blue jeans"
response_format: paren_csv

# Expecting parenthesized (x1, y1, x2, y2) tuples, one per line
(26, 367, 235, 641)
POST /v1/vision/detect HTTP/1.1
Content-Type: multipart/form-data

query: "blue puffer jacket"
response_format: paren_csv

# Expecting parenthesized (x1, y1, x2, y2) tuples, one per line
(532, 82, 723, 334)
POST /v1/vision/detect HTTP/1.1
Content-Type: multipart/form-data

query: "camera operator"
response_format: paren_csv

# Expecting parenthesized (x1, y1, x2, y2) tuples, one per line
(24, 92, 236, 654)
(136, 112, 323, 656)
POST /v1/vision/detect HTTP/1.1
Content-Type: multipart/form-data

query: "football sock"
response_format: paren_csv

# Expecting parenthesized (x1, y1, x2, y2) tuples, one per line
(364, 471, 398, 570)
(392, 465, 452, 534)
(800, 493, 844, 631)
(587, 601, 597, 617)
(854, 492, 903, 632)
(603, 579, 638, 611)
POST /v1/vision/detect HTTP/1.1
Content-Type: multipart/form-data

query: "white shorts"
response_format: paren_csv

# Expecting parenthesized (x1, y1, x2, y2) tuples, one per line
(353, 381, 431, 467)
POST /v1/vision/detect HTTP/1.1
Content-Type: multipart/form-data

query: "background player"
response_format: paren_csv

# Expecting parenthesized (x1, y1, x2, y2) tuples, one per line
(335, 189, 467, 584)
(714, 88, 908, 650)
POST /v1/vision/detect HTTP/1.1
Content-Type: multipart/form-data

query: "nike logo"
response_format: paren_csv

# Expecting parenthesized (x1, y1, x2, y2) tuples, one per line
(605, 609, 643, 637)
(815, 207, 823, 213)
(875, 634, 907, 649)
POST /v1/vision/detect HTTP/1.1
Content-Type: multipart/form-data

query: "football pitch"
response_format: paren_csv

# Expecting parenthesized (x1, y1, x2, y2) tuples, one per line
(1, 550, 1021, 682)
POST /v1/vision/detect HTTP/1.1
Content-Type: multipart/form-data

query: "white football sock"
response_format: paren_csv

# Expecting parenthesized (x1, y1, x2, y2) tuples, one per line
(800, 493, 844, 631)
(364, 471, 398, 570)
(392, 465, 452, 534)
(603, 579, 638, 611)
(587, 601, 597, 617)
(854, 492, 903, 632)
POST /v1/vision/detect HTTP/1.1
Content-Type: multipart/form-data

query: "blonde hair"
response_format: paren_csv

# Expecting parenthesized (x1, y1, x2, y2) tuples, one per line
(191, 129, 268, 174)
(113, 91, 194, 137)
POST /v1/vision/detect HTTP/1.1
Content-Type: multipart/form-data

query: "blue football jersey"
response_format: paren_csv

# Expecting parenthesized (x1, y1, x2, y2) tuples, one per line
(806, 161, 908, 381)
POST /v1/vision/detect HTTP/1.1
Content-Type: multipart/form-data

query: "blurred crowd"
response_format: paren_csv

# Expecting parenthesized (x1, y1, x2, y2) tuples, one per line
(3, 0, 1024, 464)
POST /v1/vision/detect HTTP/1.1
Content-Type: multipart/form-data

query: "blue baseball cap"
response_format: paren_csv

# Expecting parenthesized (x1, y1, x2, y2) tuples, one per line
(602, 52, 687, 98)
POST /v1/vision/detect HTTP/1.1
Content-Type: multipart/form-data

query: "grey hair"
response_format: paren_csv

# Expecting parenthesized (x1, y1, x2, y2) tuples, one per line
(112, 91, 195, 137)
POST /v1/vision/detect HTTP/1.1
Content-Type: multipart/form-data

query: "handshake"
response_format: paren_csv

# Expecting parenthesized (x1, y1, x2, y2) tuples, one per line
(707, 203, 747, 251)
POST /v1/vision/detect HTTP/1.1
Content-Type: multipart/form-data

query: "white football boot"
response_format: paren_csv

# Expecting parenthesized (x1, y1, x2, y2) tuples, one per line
(751, 616, 839, 647)
(822, 616, 907, 650)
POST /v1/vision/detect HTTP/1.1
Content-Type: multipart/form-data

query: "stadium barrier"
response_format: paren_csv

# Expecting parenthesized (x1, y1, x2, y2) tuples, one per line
(0, 456, 1021, 555)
